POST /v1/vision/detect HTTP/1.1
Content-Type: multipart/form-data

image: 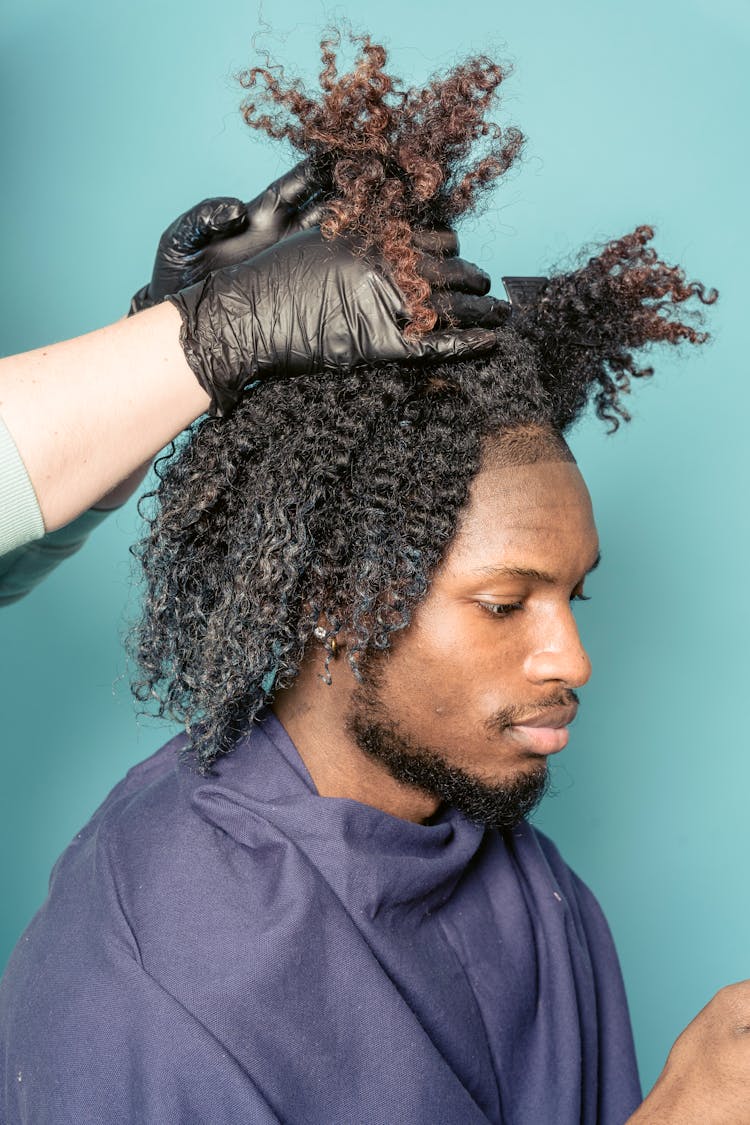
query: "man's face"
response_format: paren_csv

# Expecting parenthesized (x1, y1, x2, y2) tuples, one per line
(346, 451, 600, 828)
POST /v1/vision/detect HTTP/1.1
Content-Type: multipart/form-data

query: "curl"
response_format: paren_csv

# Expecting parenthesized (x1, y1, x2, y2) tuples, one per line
(238, 27, 523, 335)
(514, 225, 717, 430)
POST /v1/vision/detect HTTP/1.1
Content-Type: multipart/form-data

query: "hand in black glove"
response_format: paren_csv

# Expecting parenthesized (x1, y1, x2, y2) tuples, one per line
(414, 229, 512, 328)
(130, 162, 326, 312)
(168, 228, 507, 417)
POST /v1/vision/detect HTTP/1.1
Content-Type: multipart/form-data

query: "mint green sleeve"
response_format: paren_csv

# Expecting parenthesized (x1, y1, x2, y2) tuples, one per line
(0, 506, 114, 605)
(0, 414, 45, 555)
(0, 415, 114, 605)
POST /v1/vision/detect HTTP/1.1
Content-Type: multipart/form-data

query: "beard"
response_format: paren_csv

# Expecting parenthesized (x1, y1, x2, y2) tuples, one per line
(345, 668, 558, 831)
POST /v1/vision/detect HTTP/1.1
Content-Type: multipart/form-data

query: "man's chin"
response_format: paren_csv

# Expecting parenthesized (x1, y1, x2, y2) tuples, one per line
(349, 713, 550, 831)
(408, 757, 550, 831)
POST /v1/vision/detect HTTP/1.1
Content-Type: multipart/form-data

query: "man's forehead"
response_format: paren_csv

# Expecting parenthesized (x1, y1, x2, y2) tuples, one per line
(446, 453, 598, 575)
(467, 455, 593, 519)
(468, 426, 588, 518)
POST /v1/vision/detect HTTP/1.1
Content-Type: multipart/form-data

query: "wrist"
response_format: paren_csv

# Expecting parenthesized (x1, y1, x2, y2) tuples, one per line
(166, 282, 248, 418)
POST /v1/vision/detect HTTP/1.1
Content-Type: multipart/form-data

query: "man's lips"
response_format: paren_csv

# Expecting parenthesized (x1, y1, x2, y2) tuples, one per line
(508, 705, 579, 755)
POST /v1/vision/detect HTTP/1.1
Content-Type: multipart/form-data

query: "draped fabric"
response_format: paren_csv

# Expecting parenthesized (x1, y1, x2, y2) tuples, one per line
(1, 713, 641, 1124)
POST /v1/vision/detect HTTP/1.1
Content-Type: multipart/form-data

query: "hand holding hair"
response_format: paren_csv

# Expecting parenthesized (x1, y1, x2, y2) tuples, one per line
(116, 166, 324, 507)
(168, 227, 502, 417)
(130, 161, 327, 312)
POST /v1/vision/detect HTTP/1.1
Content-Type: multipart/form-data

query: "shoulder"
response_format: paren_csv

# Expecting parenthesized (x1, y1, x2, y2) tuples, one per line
(0, 735, 217, 1074)
(0, 730, 281, 1124)
(53, 732, 196, 875)
(7, 733, 209, 969)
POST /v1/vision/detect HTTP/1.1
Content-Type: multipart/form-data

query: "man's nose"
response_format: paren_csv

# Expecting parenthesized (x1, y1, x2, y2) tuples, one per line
(523, 606, 592, 688)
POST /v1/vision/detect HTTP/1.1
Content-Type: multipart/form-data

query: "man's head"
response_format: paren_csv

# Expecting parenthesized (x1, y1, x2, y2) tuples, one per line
(131, 30, 713, 825)
(134, 385, 601, 828)
(132, 237, 711, 790)
(338, 433, 598, 827)
(134, 307, 623, 789)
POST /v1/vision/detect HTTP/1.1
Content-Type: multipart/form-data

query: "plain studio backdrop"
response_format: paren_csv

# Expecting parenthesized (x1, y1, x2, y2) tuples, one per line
(0, 0, 747, 1094)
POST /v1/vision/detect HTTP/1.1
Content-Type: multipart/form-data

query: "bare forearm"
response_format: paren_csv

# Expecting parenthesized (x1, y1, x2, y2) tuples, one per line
(0, 302, 209, 531)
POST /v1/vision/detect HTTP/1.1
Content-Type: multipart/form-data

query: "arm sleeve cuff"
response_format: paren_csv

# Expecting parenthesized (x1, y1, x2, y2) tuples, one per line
(0, 506, 114, 606)
(0, 414, 45, 556)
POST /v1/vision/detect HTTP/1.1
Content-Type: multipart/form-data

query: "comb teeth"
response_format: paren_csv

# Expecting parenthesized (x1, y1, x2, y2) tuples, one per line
(501, 276, 549, 313)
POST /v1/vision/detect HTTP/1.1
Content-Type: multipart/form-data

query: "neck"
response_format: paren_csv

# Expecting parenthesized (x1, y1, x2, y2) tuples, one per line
(272, 652, 441, 824)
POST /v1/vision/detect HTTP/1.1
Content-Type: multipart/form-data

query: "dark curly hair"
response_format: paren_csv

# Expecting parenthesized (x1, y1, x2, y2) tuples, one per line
(131, 34, 716, 769)
(239, 27, 523, 335)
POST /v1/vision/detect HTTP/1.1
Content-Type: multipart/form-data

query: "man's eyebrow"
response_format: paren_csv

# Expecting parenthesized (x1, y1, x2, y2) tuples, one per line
(472, 550, 602, 585)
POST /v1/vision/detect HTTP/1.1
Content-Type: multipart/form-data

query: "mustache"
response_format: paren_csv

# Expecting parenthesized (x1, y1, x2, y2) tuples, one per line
(485, 689, 580, 733)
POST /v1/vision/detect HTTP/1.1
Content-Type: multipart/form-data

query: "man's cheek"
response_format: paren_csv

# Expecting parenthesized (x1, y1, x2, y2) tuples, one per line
(387, 665, 473, 728)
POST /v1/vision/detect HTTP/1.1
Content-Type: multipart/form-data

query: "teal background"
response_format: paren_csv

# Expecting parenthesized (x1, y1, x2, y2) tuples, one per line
(1, 0, 747, 1097)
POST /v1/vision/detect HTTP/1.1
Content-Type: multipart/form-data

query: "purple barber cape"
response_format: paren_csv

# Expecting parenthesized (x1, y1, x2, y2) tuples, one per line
(1, 713, 642, 1124)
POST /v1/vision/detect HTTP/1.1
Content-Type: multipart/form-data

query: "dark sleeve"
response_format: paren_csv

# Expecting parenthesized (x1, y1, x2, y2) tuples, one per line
(565, 868, 643, 1118)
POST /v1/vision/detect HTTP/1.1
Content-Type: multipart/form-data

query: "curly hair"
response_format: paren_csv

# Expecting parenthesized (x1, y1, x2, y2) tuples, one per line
(131, 228, 715, 768)
(518, 225, 716, 428)
(239, 28, 523, 334)
(131, 33, 716, 769)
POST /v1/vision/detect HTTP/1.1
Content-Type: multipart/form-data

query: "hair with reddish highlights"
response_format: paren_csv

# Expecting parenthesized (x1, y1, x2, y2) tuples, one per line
(515, 224, 717, 429)
(239, 28, 524, 334)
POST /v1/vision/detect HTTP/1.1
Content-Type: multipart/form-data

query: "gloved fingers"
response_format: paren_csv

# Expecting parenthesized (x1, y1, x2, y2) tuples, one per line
(259, 159, 321, 210)
(419, 254, 491, 295)
(413, 226, 460, 259)
(430, 291, 512, 328)
(292, 197, 330, 232)
(165, 198, 248, 254)
(404, 326, 499, 362)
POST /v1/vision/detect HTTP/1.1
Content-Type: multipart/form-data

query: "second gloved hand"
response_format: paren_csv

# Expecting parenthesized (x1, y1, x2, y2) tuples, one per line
(131, 162, 326, 311)
(167, 228, 507, 416)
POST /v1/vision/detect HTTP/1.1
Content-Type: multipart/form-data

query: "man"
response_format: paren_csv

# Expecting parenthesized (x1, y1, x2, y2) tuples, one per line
(2, 209, 745, 1122)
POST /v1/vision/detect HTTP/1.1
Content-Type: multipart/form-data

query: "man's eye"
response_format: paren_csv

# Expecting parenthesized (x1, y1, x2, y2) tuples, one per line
(571, 592, 591, 603)
(481, 601, 523, 618)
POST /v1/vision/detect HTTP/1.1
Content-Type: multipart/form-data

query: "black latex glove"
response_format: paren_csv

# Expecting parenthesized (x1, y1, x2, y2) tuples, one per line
(130, 162, 326, 312)
(417, 237, 511, 328)
(168, 228, 506, 417)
